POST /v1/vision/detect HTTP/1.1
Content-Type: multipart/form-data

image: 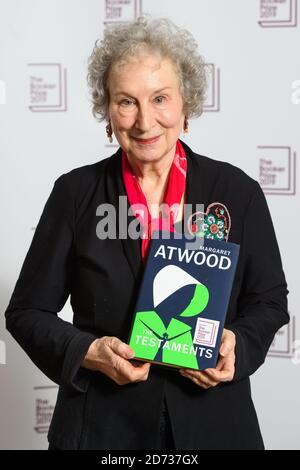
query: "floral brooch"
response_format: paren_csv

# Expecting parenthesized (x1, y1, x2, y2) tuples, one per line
(188, 202, 231, 242)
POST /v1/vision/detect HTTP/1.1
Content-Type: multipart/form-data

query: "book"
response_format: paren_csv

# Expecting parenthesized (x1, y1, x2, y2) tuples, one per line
(128, 231, 240, 370)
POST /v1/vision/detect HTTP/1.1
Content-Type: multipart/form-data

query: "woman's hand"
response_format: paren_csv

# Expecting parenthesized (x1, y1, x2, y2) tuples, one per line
(82, 336, 151, 386)
(179, 329, 236, 389)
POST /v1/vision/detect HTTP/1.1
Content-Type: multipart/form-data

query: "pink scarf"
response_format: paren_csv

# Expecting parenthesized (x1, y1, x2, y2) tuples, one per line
(122, 139, 187, 261)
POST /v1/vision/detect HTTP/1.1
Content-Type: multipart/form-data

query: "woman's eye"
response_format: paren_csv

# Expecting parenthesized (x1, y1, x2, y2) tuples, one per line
(155, 96, 166, 103)
(120, 99, 134, 107)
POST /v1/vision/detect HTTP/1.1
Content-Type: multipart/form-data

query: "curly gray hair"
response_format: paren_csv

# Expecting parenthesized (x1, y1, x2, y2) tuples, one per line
(87, 14, 208, 122)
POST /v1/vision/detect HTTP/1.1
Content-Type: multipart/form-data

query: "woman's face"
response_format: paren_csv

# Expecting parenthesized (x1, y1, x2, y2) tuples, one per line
(107, 53, 185, 165)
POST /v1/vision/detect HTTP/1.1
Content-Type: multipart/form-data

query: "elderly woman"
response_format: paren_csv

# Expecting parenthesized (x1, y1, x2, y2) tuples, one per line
(5, 15, 288, 450)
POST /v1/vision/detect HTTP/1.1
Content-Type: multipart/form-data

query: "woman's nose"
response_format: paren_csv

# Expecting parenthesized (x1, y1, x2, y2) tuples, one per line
(134, 104, 155, 133)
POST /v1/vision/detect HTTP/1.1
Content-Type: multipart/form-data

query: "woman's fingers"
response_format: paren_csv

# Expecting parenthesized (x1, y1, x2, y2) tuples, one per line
(179, 347, 235, 387)
(110, 358, 151, 385)
(204, 367, 234, 382)
(94, 336, 151, 385)
(179, 369, 218, 388)
(108, 336, 135, 359)
(219, 329, 236, 357)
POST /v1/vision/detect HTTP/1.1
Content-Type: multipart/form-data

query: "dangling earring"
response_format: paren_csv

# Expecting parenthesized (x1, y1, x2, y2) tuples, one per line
(183, 116, 189, 134)
(106, 120, 113, 143)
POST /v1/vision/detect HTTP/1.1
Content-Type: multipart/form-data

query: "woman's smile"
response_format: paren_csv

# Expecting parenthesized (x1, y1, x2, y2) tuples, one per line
(132, 135, 162, 145)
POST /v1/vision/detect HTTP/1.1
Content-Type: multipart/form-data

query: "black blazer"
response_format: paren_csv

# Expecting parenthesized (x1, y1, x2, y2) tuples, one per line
(5, 140, 289, 450)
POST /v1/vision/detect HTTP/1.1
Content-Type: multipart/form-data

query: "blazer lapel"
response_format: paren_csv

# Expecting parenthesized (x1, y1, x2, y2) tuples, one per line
(180, 139, 206, 229)
(105, 148, 143, 280)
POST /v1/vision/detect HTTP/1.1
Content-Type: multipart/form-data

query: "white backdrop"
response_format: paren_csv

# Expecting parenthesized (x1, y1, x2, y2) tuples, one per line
(0, 0, 299, 450)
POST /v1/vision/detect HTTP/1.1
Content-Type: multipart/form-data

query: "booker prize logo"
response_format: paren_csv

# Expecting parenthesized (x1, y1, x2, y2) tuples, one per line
(268, 316, 296, 358)
(104, 0, 143, 24)
(28, 63, 67, 112)
(258, 0, 298, 27)
(33, 385, 58, 433)
(203, 63, 221, 113)
(258, 145, 297, 195)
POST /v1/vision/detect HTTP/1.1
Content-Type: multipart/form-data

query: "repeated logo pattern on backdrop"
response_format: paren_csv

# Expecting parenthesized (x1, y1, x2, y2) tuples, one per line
(33, 386, 57, 434)
(28, 63, 68, 112)
(258, 146, 297, 196)
(204, 63, 221, 113)
(104, 0, 143, 24)
(258, 0, 298, 27)
(257, 0, 298, 361)
(269, 317, 296, 358)
(0, 0, 298, 449)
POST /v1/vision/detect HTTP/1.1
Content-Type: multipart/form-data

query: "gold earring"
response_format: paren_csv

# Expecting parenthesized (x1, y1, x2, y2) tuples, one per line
(106, 120, 113, 143)
(184, 116, 189, 134)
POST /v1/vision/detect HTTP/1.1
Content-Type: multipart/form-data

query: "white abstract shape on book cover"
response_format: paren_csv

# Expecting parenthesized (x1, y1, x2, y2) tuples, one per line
(153, 265, 199, 308)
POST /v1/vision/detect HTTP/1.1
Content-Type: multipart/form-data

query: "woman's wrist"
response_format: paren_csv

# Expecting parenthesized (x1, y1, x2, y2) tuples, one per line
(81, 338, 101, 370)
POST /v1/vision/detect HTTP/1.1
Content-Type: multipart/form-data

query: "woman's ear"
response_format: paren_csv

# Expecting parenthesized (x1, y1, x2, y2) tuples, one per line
(106, 120, 113, 143)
